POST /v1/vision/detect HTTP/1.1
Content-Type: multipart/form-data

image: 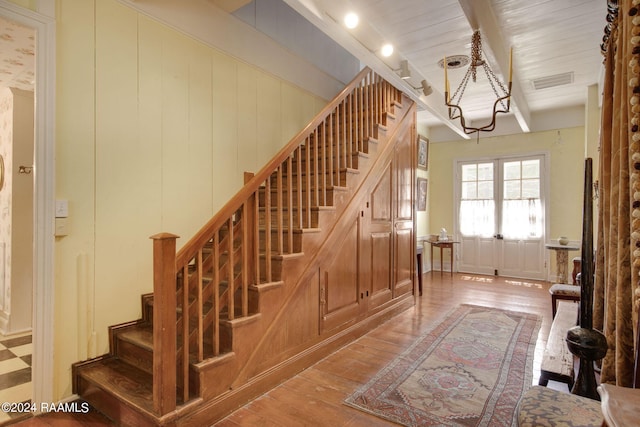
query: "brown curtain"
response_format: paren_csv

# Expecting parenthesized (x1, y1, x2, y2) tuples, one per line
(594, 0, 638, 386)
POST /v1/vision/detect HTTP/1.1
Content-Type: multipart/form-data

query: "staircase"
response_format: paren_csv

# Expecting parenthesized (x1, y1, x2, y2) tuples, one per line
(73, 67, 417, 426)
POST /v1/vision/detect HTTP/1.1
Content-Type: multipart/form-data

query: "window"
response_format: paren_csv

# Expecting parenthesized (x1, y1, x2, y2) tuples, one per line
(458, 158, 542, 239)
(459, 162, 495, 237)
(502, 159, 542, 239)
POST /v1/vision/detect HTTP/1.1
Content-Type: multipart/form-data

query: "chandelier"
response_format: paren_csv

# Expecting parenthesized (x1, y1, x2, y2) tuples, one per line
(444, 30, 512, 139)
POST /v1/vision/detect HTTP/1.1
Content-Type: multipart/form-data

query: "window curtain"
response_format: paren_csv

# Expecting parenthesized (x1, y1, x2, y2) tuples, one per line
(502, 199, 542, 239)
(594, 0, 638, 386)
(459, 200, 494, 237)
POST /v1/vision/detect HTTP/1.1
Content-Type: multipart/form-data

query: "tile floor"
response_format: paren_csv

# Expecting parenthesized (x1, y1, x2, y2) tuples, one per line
(0, 332, 32, 424)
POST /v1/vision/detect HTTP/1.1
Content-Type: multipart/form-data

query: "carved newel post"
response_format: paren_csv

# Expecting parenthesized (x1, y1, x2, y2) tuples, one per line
(565, 158, 608, 400)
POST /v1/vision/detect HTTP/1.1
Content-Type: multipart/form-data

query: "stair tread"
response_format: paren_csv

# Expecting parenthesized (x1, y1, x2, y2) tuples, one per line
(118, 323, 153, 351)
(79, 357, 154, 414)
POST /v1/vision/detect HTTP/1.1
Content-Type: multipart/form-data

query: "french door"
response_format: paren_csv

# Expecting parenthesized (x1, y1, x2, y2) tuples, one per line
(455, 154, 547, 280)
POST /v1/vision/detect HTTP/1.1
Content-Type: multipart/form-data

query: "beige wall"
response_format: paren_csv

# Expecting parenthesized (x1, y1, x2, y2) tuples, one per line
(6, 0, 36, 10)
(428, 127, 586, 275)
(54, 0, 325, 398)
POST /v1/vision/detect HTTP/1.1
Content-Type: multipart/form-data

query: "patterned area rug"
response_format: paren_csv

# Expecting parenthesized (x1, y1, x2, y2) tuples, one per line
(345, 304, 541, 426)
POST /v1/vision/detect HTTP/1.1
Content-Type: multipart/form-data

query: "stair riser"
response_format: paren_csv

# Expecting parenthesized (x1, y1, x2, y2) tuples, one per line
(309, 117, 389, 141)
(270, 169, 348, 188)
(259, 257, 282, 282)
(296, 144, 368, 161)
(258, 230, 302, 254)
(258, 188, 334, 208)
(116, 338, 153, 376)
(76, 379, 158, 427)
(258, 208, 319, 229)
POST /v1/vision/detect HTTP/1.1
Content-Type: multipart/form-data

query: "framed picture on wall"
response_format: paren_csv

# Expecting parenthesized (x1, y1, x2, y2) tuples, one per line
(418, 135, 429, 170)
(417, 178, 427, 211)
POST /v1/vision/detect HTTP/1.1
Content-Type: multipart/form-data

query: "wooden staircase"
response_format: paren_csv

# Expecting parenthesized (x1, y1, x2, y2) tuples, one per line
(73, 67, 417, 426)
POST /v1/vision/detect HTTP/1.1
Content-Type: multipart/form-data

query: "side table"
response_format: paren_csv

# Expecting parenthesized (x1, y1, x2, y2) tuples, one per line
(427, 239, 459, 275)
(545, 243, 580, 283)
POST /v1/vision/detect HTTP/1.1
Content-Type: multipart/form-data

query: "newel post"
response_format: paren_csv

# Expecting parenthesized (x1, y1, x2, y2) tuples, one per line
(150, 232, 179, 415)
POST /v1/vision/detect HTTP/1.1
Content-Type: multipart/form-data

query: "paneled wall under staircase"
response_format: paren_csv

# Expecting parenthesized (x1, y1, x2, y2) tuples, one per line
(73, 67, 417, 427)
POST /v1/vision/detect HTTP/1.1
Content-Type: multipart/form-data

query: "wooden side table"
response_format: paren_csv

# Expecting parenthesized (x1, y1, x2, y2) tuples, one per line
(428, 239, 459, 275)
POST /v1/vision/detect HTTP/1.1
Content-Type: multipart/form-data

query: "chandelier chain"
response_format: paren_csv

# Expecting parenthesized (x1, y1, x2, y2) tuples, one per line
(482, 65, 510, 110)
(443, 30, 513, 137)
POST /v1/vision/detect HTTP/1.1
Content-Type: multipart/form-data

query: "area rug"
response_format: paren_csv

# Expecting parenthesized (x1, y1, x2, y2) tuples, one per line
(345, 304, 541, 426)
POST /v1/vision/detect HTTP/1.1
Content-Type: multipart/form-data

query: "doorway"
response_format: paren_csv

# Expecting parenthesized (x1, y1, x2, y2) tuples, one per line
(0, 1, 56, 414)
(0, 16, 35, 422)
(455, 154, 548, 280)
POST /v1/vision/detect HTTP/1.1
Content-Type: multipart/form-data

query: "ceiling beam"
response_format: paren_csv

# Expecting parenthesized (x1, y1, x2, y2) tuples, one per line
(458, 0, 531, 132)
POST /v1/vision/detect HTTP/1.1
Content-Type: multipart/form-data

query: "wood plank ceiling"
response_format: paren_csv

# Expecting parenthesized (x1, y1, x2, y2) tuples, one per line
(283, 0, 607, 141)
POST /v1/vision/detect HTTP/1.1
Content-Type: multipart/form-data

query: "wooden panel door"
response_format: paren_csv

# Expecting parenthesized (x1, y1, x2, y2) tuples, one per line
(321, 111, 416, 331)
(362, 162, 393, 310)
(320, 216, 361, 331)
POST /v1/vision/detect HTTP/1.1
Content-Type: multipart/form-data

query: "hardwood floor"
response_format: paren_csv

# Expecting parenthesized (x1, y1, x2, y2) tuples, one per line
(7, 272, 558, 426)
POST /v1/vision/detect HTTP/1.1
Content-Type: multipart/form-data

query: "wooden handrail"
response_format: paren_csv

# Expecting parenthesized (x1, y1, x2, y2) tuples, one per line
(150, 66, 402, 415)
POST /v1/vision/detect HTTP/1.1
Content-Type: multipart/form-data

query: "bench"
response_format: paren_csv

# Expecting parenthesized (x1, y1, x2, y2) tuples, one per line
(538, 300, 578, 389)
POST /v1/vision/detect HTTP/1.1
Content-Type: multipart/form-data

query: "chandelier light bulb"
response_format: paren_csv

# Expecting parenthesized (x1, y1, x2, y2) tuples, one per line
(344, 12, 359, 29)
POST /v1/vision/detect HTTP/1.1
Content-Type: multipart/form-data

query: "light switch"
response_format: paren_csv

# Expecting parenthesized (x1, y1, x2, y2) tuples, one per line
(55, 218, 69, 236)
(55, 199, 68, 218)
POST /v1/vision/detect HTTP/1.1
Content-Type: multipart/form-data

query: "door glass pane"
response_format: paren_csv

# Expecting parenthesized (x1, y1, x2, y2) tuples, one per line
(462, 182, 477, 199)
(522, 160, 539, 178)
(504, 180, 520, 199)
(502, 159, 542, 238)
(462, 164, 477, 181)
(478, 163, 493, 180)
(522, 179, 540, 198)
(478, 181, 493, 198)
(504, 161, 520, 180)
(459, 162, 495, 237)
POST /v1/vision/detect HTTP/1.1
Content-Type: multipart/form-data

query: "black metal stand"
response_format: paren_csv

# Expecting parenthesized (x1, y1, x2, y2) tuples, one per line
(567, 326, 608, 400)
(566, 158, 608, 400)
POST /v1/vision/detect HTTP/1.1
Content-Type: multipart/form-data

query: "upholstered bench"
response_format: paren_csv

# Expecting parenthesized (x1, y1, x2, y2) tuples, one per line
(549, 283, 581, 317)
(517, 386, 602, 426)
(539, 300, 578, 389)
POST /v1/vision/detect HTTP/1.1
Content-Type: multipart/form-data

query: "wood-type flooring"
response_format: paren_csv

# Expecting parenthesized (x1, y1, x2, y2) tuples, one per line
(7, 272, 560, 426)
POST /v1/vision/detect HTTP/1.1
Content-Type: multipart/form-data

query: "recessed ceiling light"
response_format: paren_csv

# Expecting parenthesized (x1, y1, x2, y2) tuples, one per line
(344, 12, 359, 29)
(381, 43, 394, 57)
